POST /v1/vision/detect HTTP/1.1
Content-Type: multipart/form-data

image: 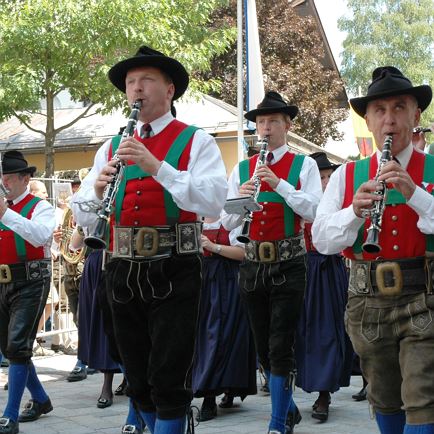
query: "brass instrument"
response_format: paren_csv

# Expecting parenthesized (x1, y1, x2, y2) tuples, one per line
(362, 135, 393, 254)
(237, 137, 269, 243)
(59, 207, 86, 264)
(84, 99, 142, 250)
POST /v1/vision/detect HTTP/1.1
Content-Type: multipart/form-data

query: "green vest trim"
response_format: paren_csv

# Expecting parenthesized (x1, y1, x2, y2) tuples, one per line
(239, 154, 305, 237)
(112, 125, 199, 225)
(0, 196, 42, 260)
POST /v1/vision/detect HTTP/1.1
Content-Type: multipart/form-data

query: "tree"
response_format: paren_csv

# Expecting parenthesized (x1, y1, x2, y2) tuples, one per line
(197, 0, 348, 146)
(339, 0, 434, 123)
(0, 0, 235, 176)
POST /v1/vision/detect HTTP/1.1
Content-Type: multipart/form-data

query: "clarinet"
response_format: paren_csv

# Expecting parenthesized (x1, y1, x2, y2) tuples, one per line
(84, 99, 142, 250)
(362, 135, 393, 254)
(237, 137, 269, 243)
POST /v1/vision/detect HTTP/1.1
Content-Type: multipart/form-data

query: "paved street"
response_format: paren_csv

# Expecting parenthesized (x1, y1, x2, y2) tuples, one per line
(0, 353, 379, 434)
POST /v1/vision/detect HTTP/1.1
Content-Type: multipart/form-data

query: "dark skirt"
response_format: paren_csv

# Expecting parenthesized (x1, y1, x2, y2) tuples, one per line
(295, 252, 353, 393)
(77, 250, 119, 371)
(192, 256, 257, 398)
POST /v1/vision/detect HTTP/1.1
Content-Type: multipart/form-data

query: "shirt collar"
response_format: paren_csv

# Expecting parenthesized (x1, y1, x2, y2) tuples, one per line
(269, 144, 289, 163)
(136, 111, 174, 136)
(9, 187, 29, 206)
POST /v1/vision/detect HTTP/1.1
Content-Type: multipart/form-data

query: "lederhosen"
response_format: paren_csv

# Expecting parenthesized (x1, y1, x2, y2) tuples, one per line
(237, 152, 307, 377)
(0, 195, 51, 363)
(104, 120, 203, 420)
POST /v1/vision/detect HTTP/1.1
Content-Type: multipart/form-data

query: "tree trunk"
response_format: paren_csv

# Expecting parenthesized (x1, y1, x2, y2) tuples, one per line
(45, 90, 55, 178)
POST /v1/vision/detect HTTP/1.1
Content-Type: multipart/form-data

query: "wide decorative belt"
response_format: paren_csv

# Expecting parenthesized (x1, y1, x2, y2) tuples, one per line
(110, 223, 202, 260)
(0, 260, 51, 284)
(245, 233, 306, 263)
(349, 257, 432, 296)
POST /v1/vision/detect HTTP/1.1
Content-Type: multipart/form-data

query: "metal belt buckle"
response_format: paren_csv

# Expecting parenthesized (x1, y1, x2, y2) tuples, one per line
(136, 227, 159, 257)
(258, 241, 276, 263)
(376, 262, 403, 296)
(351, 261, 371, 294)
(0, 264, 12, 284)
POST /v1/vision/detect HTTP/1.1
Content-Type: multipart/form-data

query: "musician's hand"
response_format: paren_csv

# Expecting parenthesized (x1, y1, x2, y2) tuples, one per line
(239, 179, 256, 196)
(95, 160, 119, 200)
(353, 180, 382, 218)
(201, 234, 215, 252)
(255, 166, 280, 189)
(53, 226, 63, 244)
(377, 161, 416, 200)
(117, 137, 162, 176)
(413, 127, 426, 151)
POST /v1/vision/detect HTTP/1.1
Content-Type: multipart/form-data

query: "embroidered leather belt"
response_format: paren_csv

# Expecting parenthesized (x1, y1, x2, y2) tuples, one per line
(0, 260, 51, 284)
(245, 233, 306, 263)
(349, 257, 431, 296)
(110, 223, 202, 260)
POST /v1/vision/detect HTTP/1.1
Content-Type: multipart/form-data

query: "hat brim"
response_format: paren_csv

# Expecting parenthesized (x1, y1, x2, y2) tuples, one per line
(350, 85, 432, 117)
(318, 163, 340, 171)
(108, 55, 189, 100)
(245, 105, 299, 122)
(3, 166, 36, 175)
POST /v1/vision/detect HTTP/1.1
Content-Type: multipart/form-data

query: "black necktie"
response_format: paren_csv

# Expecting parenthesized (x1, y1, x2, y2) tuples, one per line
(140, 123, 152, 139)
(7, 200, 13, 206)
(266, 152, 274, 165)
(393, 156, 401, 166)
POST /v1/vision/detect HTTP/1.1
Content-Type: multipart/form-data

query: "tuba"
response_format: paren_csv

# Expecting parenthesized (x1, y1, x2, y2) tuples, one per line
(59, 207, 86, 264)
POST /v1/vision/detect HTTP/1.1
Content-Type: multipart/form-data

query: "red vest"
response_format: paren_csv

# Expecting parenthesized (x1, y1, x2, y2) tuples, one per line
(202, 225, 231, 257)
(342, 149, 428, 260)
(0, 194, 45, 264)
(248, 152, 302, 241)
(107, 120, 196, 247)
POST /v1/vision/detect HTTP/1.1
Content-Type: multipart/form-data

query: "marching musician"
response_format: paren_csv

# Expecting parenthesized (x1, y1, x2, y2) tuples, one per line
(311, 67, 434, 434)
(0, 151, 55, 434)
(71, 46, 227, 434)
(223, 91, 322, 434)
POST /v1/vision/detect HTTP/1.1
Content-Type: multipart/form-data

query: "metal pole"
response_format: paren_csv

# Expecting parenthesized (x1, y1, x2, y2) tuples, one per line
(237, 0, 245, 162)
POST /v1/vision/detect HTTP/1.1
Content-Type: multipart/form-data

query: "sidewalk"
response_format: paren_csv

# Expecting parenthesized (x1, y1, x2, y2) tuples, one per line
(0, 354, 378, 434)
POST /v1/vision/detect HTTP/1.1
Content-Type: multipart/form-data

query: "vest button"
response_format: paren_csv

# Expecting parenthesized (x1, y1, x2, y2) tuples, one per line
(134, 221, 139, 225)
(261, 221, 265, 225)
(138, 177, 144, 180)
(263, 211, 267, 215)
(136, 190, 141, 195)
(392, 229, 398, 236)
(259, 232, 264, 236)
(391, 215, 398, 221)
(134, 205, 139, 211)
(393, 245, 399, 251)
(263, 202, 268, 205)
(391, 203, 397, 207)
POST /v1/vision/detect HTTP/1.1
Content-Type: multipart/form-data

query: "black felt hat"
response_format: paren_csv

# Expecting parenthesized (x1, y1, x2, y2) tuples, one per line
(350, 66, 432, 117)
(309, 152, 340, 171)
(245, 91, 299, 122)
(2, 151, 36, 175)
(108, 45, 189, 100)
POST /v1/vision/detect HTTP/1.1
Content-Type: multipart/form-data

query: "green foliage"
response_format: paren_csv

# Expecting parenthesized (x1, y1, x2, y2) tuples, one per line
(0, 0, 235, 174)
(339, 0, 434, 123)
(199, 0, 348, 146)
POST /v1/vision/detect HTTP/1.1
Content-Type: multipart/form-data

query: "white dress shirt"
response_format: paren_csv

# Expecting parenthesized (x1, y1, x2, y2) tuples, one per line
(71, 111, 228, 227)
(222, 144, 323, 230)
(312, 144, 434, 255)
(1, 189, 56, 258)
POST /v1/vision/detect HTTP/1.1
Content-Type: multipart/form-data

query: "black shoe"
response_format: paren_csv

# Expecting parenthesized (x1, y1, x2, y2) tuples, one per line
(352, 386, 367, 402)
(218, 394, 234, 408)
(196, 403, 217, 422)
(3, 383, 7, 391)
(0, 418, 18, 434)
(67, 366, 87, 382)
(97, 395, 113, 409)
(18, 398, 53, 422)
(115, 378, 127, 396)
(285, 406, 302, 434)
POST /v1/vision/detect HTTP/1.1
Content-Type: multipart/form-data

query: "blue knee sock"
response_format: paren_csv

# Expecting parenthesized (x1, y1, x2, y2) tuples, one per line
(139, 410, 156, 433)
(126, 399, 143, 427)
(154, 416, 185, 434)
(26, 361, 49, 404)
(376, 411, 406, 434)
(268, 373, 293, 433)
(404, 424, 434, 434)
(3, 363, 29, 422)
